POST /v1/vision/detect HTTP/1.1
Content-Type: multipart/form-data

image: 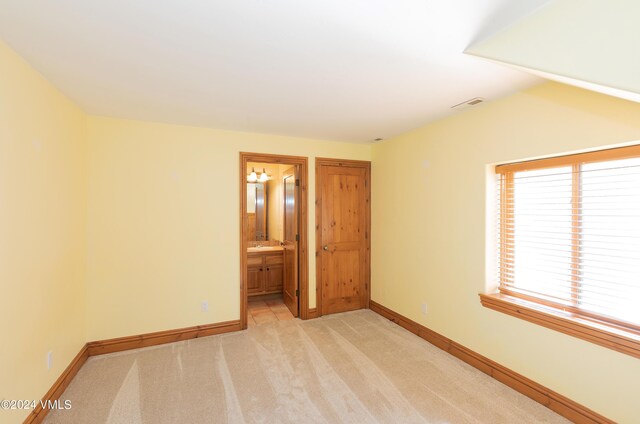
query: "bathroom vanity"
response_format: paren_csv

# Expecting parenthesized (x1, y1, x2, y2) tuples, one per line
(247, 247, 284, 296)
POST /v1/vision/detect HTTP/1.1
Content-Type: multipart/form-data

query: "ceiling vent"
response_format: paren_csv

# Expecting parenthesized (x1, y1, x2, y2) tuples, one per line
(451, 97, 485, 110)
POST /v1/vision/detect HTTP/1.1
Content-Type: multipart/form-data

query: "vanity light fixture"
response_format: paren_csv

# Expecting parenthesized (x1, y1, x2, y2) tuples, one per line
(258, 168, 270, 182)
(247, 167, 258, 182)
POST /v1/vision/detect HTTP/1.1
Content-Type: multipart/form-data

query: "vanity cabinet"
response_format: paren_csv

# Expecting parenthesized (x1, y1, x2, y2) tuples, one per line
(247, 251, 284, 296)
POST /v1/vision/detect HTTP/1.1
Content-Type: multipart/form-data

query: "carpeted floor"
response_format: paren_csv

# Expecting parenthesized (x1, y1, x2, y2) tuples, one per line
(45, 310, 568, 423)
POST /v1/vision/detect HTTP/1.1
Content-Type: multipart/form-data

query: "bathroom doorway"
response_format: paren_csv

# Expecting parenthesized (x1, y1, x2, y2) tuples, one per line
(239, 153, 309, 330)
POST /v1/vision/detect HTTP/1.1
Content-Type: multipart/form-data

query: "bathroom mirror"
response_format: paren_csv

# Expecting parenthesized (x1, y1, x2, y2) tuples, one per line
(247, 182, 267, 241)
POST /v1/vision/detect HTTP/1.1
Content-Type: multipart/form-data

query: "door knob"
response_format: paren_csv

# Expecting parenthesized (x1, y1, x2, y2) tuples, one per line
(323, 245, 329, 251)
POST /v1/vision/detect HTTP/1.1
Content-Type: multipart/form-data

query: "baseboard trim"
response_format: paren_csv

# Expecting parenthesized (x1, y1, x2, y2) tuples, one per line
(87, 320, 241, 356)
(23, 345, 89, 424)
(306, 308, 319, 319)
(23, 319, 241, 424)
(369, 300, 613, 424)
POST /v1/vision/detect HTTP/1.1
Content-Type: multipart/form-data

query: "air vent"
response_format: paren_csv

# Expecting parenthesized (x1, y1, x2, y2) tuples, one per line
(451, 97, 485, 110)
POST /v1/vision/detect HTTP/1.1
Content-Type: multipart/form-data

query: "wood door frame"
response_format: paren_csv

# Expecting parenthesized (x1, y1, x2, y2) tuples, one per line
(240, 152, 309, 329)
(315, 158, 371, 317)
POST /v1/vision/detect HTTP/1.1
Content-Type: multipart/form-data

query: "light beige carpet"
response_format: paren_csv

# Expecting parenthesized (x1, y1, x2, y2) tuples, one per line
(45, 310, 568, 423)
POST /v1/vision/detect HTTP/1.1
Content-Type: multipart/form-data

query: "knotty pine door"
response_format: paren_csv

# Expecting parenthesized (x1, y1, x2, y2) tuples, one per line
(317, 159, 370, 315)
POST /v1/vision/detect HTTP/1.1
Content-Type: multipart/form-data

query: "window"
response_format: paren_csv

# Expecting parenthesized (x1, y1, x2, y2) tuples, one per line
(481, 145, 640, 359)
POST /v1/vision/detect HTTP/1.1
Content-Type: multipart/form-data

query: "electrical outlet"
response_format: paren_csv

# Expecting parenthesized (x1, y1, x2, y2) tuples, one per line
(201, 301, 209, 312)
(47, 351, 53, 370)
(421, 303, 428, 315)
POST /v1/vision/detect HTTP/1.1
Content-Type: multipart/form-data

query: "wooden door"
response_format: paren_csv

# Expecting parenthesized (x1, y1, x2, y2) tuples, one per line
(318, 160, 370, 315)
(282, 166, 299, 316)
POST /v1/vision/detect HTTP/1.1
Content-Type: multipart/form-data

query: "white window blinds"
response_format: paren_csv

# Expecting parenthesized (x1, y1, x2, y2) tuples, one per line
(497, 147, 640, 329)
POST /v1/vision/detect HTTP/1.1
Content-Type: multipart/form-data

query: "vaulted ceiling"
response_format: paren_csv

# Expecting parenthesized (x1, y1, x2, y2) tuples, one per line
(0, 0, 551, 142)
(467, 0, 640, 104)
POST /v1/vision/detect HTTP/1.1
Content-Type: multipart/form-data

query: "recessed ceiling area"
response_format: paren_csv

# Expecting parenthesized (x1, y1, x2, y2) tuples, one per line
(0, 0, 549, 142)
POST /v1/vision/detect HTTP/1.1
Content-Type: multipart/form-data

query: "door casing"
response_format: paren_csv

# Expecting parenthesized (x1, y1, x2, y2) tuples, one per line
(239, 152, 309, 330)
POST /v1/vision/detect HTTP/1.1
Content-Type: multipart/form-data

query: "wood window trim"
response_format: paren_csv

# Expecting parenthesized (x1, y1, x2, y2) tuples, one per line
(479, 293, 640, 359)
(491, 143, 640, 359)
(496, 144, 640, 174)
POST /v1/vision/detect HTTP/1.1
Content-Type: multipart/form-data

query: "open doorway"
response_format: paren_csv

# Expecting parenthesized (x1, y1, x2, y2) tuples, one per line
(239, 153, 309, 329)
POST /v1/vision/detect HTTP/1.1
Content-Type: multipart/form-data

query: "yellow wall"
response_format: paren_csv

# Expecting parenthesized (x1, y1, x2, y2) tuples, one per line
(0, 41, 87, 423)
(371, 82, 640, 423)
(266, 164, 294, 243)
(4, 33, 639, 424)
(85, 116, 370, 340)
(265, 165, 284, 242)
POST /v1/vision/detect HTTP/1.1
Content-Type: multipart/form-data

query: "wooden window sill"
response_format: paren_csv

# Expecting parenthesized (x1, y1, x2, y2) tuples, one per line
(479, 293, 640, 359)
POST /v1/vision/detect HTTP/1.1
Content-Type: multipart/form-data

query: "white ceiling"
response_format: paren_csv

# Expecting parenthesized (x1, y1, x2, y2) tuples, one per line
(0, 0, 549, 142)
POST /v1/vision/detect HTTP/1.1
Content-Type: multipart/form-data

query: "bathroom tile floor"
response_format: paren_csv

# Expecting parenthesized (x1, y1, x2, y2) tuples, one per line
(248, 295, 295, 326)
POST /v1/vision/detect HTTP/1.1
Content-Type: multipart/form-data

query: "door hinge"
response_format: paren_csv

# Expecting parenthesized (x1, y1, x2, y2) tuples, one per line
(296, 289, 300, 296)
(295, 234, 299, 241)
(295, 178, 300, 186)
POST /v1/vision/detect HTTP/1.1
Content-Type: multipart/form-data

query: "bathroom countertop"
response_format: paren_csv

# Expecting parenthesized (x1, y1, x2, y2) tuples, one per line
(247, 246, 284, 253)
